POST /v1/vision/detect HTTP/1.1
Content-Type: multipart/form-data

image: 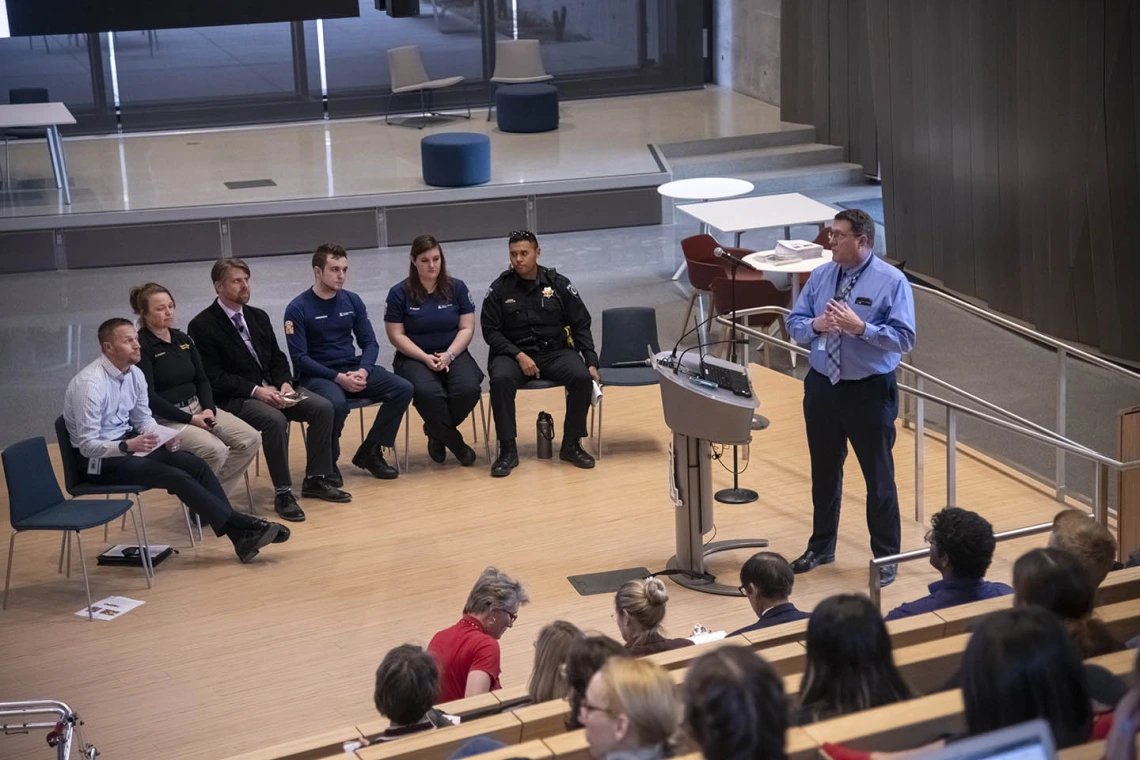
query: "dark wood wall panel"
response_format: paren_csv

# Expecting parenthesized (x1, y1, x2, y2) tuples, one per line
(781, 0, 1140, 362)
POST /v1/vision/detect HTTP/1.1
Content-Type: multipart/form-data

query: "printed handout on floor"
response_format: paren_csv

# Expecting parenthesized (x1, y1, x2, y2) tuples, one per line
(76, 596, 145, 621)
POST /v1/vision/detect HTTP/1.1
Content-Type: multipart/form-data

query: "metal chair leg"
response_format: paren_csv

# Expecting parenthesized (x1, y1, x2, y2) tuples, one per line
(58, 532, 67, 574)
(385, 91, 395, 125)
(128, 509, 152, 590)
(64, 531, 71, 578)
(403, 409, 411, 473)
(182, 503, 196, 547)
(135, 494, 154, 580)
(75, 532, 94, 622)
(3, 532, 17, 610)
(359, 407, 365, 442)
(244, 471, 256, 514)
(481, 396, 492, 460)
(597, 397, 604, 459)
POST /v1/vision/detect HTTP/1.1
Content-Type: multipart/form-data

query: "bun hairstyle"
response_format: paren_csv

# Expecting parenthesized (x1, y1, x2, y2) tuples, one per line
(128, 283, 175, 327)
(615, 578, 670, 643)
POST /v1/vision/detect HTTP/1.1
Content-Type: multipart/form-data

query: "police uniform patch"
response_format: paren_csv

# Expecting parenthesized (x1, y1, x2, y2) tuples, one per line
(284, 320, 294, 335)
(568, 284, 579, 297)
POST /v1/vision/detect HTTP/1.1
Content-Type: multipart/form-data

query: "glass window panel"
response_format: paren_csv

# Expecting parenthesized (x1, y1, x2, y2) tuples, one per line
(323, 0, 485, 95)
(113, 22, 302, 105)
(0, 34, 97, 110)
(509, 1, 649, 74)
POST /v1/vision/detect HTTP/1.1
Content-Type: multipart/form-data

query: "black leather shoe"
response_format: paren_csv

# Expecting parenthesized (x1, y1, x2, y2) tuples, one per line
(352, 443, 399, 480)
(326, 465, 343, 488)
(559, 439, 596, 469)
(273, 491, 306, 522)
(252, 516, 291, 543)
(491, 440, 519, 478)
(879, 564, 897, 588)
(427, 435, 446, 464)
(301, 476, 353, 502)
(790, 549, 835, 574)
(455, 443, 477, 467)
(230, 521, 280, 564)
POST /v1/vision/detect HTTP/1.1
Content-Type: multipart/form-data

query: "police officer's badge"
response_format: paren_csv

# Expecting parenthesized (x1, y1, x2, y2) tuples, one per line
(542, 286, 554, 298)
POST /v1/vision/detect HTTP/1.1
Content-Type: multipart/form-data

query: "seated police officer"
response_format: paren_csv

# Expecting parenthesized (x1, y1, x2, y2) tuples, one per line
(481, 230, 599, 478)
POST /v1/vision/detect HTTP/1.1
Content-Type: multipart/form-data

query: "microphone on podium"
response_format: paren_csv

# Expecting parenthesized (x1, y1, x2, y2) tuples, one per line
(713, 247, 762, 272)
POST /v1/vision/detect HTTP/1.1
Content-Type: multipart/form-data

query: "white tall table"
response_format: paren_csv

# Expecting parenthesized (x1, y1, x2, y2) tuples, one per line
(658, 177, 754, 280)
(0, 102, 77, 205)
(742, 249, 834, 306)
(677, 192, 837, 249)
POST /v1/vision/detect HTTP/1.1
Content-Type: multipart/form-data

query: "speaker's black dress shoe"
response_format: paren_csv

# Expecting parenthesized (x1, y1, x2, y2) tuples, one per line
(879, 563, 897, 587)
(326, 465, 343, 488)
(229, 522, 281, 564)
(791, 549, 835, 574)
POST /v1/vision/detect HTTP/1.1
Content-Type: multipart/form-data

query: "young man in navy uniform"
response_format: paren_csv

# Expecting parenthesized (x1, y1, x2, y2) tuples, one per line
(285, 244, 413, 481)
(481, 230, 599, 478)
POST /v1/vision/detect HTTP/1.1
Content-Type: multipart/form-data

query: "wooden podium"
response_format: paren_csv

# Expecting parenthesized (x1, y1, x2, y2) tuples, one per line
(1119, 405, 1140, 560)
(654, 350, 767, 596)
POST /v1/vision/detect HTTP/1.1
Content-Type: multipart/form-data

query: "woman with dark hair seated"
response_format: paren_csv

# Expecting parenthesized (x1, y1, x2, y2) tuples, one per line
(684, 646, 787, 760)
(371, 645, 458, 741)
(794, 594, 911, 725)
(821, 606, 1098, 760)
(961, 606, 1092, 748)
(566, 635, 630, 730)
(384, 234, 484, 466)
(1014, 547, 1124, 658)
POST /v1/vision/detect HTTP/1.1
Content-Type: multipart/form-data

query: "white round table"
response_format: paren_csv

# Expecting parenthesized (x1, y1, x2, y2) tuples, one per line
(659, 177, 755, 280)
(742, 249, 833, 305)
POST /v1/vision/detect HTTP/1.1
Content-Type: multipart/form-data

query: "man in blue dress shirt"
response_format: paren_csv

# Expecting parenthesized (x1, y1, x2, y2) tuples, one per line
(885, 507, 1012, 620)
(785, 209, 916, 588)
(285, 244, 413, 481)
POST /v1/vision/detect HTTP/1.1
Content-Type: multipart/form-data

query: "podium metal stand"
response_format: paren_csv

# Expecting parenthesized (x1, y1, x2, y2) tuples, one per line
(655, 350, 768, 596)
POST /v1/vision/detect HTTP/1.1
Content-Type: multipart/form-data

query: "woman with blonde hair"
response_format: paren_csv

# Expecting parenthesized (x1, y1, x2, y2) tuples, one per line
(580, 657, 678, 760)
(529, 620, 585, 703)
(130, 282, 261, 499)
(614, 578, 694, 656)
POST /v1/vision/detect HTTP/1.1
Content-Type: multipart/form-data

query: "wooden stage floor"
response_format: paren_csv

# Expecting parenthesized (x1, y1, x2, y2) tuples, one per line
(0, 365, 1070, 759)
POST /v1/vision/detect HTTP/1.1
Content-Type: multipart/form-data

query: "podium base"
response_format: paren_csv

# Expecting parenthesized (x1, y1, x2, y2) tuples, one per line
(752, 414, 770, 430)
(665, 538, 770, 596)
(715, 487, 758, 504)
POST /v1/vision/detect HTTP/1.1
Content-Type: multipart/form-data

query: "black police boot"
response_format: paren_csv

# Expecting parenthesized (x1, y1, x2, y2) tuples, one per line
(559, 439, 596, 469)
(491, 439, 519, 478)
(352, 442, 399, 480)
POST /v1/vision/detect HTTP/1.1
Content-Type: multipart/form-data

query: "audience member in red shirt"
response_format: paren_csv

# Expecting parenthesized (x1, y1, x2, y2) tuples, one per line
(428, 567, 529, 702)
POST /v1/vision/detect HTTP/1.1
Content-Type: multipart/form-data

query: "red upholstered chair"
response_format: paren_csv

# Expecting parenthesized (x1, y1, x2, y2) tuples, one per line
(710, 277, 793, 367)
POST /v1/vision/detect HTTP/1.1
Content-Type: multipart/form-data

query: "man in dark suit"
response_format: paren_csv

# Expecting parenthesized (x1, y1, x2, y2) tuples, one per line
(727, 552, 810, 637)
(188, 257, 350, 523)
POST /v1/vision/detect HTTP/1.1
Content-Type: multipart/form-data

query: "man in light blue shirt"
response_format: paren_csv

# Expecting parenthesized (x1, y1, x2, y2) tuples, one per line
(63, 318, 288, 564)
(785, 209, 916, 588)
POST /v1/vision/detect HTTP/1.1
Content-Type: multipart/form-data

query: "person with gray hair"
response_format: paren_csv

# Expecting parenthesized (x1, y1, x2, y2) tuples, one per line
(428, 567, 529, 701)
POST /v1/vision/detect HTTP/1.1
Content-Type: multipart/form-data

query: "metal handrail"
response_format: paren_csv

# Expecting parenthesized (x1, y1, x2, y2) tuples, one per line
(0, 700, 96, 760)
(909, 282, 1140, 383)
(867, 522, 1054, 609)
(710, 306, 1140, 583)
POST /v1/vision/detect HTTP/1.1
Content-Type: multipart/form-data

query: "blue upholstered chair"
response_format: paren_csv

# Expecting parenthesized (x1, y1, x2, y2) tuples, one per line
(421, 132, 491, 187)
(2, 437, 147, 621)
(495, 83, 559, 133)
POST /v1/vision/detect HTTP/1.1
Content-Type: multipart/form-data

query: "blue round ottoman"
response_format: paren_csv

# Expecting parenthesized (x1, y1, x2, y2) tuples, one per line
(496, 83, 559, 133)
(421, 132, 491, 187)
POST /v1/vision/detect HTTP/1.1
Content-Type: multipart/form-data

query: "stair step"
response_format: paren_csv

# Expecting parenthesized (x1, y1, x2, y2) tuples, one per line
(669, 143, 847, 178)
(733, 163, 868, 195)
(657, 123, 817, 159)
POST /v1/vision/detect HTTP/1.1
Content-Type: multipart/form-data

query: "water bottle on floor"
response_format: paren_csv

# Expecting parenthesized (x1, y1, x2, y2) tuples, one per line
(536, 411, 554, 459)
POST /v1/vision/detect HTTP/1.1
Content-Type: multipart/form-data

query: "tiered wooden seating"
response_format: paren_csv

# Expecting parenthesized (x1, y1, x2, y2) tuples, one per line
(222, 571, 1140, 760)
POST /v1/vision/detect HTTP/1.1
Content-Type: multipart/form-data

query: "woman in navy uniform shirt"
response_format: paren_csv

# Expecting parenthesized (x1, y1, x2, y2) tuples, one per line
(384, 235, 484, 465)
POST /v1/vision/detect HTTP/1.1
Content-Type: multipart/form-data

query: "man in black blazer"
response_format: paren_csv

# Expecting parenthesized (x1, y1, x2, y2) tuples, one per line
(188, 257, 350, 522)
(727, 552, 810, 637)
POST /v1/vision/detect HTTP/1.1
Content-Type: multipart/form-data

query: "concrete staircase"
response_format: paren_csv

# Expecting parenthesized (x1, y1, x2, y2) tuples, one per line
(657, 123, 868, 196)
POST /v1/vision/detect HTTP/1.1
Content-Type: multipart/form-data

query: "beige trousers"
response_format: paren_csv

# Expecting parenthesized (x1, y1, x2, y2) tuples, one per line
(161, 401, 261, 498)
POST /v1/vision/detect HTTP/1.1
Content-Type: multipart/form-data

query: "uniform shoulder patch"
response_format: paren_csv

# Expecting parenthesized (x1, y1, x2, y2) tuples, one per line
(284, 320, 294, 335)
